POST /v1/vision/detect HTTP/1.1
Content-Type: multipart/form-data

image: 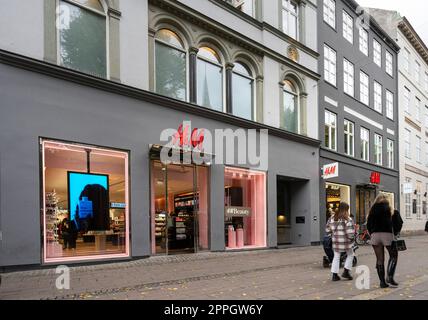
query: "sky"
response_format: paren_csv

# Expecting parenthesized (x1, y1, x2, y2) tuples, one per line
(356, 0, 428, 45)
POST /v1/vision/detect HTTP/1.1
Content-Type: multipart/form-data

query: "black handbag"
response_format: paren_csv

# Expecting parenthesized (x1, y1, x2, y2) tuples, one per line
(391, 238, 407, 251)
(391, 224, 407, 251)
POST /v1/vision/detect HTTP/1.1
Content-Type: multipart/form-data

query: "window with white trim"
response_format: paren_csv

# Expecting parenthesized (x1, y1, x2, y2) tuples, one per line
(386, 51, 393, 76)
(404, 128, 411, 159)
(404, 48, 410, 73)
(360, 71, 369, 105)
(416, 136, 422, 163)
(416, 181, 422, 219)
(425, 142, 428, 167)
(415, 61, 421, 83)
(342, 10, 353, 44)
(373, 39, 382, 67)
(359, 27, 368, 56)
(282, 0, 299, 40)
(361, 127, 370, 161)
(325, 110, 337, 151)
(343, 59, 354, 96)
(425, 106, 428, 128)
(387, 139, 394, 169)
(374, 134, 383, 165)
(374, 81, 382, 113)
(425, 73, 428, 92)
(227, 0, 256, 17)
(324, 44, 337, 86)
(404, 87, 410, 114)
(344, 120, 354, 157)
(323, 0, 336, 28)
(386, 90, 394, 120)
(405, 177, 411, 218)
(416, 97, 421, 122)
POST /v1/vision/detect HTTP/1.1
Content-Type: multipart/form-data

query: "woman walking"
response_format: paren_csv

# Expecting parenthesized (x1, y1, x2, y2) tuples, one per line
(367, 194, 397, 288)
(388, 209, 403, 286)
(326, 202, 355, 281)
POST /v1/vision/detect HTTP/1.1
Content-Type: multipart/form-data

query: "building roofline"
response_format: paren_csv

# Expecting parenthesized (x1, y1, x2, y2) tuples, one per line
(344, 0, 400, 52)
(399, 16, 428, 66)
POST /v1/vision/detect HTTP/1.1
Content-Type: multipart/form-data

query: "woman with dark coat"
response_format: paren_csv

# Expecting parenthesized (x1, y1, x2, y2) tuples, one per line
(367, 194, 398, 288)
(389, 209, 403, 285)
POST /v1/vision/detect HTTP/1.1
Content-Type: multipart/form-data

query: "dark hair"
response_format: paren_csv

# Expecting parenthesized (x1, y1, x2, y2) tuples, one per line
(334, 202, 350, 221)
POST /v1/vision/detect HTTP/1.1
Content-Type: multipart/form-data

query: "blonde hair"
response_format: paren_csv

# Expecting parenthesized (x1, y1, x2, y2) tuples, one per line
(369, 193, 393, 216)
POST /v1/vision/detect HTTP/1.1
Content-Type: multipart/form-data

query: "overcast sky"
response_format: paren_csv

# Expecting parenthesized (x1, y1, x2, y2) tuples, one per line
(356, 0, 428, 45)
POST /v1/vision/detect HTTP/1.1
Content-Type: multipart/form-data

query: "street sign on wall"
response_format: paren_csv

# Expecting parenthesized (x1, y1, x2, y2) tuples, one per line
(322, 162, 339, 180)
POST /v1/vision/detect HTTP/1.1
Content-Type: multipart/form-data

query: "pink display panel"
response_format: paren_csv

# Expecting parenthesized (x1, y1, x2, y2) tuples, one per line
(224, 167, 266, 249)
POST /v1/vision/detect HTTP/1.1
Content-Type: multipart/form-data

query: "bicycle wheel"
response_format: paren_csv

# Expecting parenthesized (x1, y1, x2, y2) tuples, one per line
(356, 236, 365, 246)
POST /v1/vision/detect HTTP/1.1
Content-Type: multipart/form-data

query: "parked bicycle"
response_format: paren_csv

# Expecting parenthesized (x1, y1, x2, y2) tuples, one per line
(355, 224, 371, 245)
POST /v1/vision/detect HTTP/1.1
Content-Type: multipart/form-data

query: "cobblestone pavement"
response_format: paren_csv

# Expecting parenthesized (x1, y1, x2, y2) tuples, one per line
(1, 236, 428, 300)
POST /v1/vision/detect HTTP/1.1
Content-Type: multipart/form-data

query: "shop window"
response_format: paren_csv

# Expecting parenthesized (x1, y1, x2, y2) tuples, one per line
(155, 29, 187, 101)
(58, 0, 107, 78)
(42, 140, 129, 263)
(326, 183, 350, 221)
(197, 47, 224, 112)
(232, 62, 254, 120)
(224, 167, 266, 249)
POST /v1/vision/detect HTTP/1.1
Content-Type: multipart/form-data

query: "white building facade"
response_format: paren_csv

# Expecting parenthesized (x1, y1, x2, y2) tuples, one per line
(371, 10, 428, 233)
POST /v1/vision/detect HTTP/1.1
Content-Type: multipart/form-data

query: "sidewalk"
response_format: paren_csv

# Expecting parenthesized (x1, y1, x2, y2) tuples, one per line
(1, 236, 428, 300)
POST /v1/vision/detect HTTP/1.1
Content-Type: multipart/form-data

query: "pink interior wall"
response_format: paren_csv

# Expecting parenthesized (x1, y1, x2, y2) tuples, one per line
(224, 167, 267, 249)
(197, 166, 209, 250)
(150, 162, 156, 254)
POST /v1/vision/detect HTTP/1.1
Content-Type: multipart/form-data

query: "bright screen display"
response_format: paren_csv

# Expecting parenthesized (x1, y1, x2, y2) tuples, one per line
(68, 172, 109, 231)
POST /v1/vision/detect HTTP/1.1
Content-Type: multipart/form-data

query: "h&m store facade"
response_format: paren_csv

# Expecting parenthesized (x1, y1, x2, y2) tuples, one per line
(0, 53, 321, 267)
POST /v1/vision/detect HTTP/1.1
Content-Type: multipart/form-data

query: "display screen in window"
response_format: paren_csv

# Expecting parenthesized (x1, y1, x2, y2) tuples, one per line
(68, 172, 109, 232)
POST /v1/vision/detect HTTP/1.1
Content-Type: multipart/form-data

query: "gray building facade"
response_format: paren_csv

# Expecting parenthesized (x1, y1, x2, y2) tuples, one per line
(318, 0, 400, 232)
(1, 0, 322, 268)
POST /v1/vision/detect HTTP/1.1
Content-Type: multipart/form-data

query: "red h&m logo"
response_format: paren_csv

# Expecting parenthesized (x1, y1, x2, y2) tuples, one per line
(324, 165, 336, 176)
(172, 124, 205, 149)
(370, 172, 381, 184)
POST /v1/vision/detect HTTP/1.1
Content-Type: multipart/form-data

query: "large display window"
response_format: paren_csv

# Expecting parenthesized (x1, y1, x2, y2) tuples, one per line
(325, 183, 350, 220)
(42, 140, 129, 263)
(224, 167, 266, 249)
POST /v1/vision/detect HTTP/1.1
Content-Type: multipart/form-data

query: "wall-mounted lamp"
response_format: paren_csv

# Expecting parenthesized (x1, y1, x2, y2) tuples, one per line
(414, 190, 418, 195)
(424, 192, 427, 197)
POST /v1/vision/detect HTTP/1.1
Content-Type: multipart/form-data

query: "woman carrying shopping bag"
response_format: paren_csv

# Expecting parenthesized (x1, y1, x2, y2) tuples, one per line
(326, 202, 356, 281)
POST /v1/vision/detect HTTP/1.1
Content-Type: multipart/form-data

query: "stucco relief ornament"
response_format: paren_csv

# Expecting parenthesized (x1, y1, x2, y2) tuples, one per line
(287, 45, 299, 62)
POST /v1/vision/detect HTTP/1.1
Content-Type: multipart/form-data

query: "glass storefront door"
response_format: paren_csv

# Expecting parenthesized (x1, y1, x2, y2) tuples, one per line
(356, 187, 377, 226)
(151, 160, 209, 255)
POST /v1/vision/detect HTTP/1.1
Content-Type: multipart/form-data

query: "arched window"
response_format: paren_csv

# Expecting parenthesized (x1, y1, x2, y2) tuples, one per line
(232, 62, 254, 120)
(58, 0, 107, 78)
(197, 47, 223, 112)
(282, 79, 299, 133)
(155, 29, 187, 101)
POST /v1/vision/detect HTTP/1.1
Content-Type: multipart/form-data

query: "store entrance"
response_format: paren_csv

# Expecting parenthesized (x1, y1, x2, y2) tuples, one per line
(151, 160, 209, 255)
(356, 186, 377, 226)
(325, 183, 350, 221)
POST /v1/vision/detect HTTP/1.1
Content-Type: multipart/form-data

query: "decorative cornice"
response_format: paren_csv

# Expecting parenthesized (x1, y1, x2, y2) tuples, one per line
(399, 17, 428, 66)
(405, 164, 428, 179)
(0, 49, 321, 148)
(405, 116, 422, 132)
(107, 8, 121, 19)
